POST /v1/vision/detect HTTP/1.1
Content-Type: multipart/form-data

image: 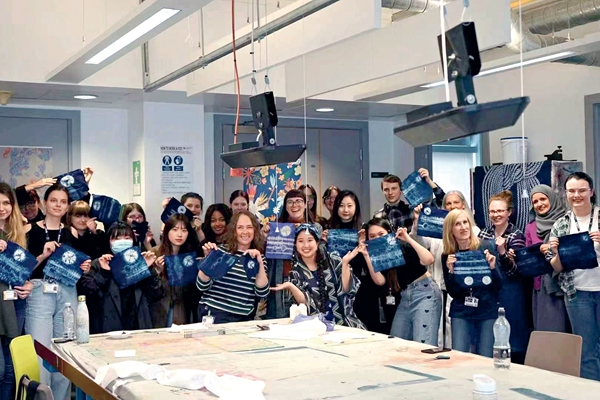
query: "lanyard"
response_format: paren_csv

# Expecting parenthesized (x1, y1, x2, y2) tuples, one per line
(573, 209, 596, 233)
(43, 221, 62, 243)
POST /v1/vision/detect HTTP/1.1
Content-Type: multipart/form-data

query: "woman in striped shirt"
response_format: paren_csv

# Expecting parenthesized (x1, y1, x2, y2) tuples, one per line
(196, 211, 269, 323)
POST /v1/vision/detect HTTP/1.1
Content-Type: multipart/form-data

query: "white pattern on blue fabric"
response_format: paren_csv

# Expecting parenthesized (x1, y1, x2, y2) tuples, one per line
(13, 249, 26, 262)
(61, 251, 76, 265)
(60, 174, 74, 187)
(124, 249, 139, 263)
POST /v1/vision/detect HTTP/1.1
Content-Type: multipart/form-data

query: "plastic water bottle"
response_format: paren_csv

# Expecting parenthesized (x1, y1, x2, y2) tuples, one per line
(493, 307, 511, 369)
(76, 295, 90, 344)
(63, 303, 75, 340)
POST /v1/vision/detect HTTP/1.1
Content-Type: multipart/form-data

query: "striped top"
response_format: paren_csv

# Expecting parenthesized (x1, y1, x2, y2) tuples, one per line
(197, 248, 269, 316)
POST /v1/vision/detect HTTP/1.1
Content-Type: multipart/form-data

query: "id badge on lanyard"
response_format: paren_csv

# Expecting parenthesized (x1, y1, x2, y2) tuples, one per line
(3, 285, 17, 301)
(43, 280, 58, 294)
(386, 288, 396, 306)
(465, 289, 478, 308)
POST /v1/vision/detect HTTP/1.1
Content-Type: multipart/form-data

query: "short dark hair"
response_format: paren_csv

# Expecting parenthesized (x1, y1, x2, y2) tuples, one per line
(107, 222, 138, 248)
(229, 190, 249, 205)
(565, 171, 596, 205)
(279, 189, 315, 223)
(381, 175, 402, 190)
(181, 192, 203, 210)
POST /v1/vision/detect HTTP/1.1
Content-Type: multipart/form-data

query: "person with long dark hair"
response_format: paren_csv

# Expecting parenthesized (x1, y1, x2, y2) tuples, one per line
(547, 172, 600, 381)
(230, 190, 250, 214)
(152, 214, 201, 327)
(119, 203, 156, 251)
(200, 204, 233, 248)
(272, 224, 365, 328)
(78, 222, 163, 334)
(197, 211, 268, 323)
(322, 186, 339, 220)
(181, 192, 204, 241)
(299, 184, 328, 228)
(25, 184, 91, 400)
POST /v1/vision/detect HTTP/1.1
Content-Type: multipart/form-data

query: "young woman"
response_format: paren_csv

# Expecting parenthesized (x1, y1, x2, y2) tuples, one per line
(181, 192, 204, 242)
(25, 183, 91, 400)
(478, 190, 528, 364)
(230, 190, 250, 214)
(325, 191, 386, 333)
(78, 222, 163, 334)
(200, 204, 233, 249)
(299, 184, 328, 228)
(264, 190, 321, 319)
(67, 200, 109, 260)
(0, 183, 32, 400)
(152, 214, 201, 327)
(272, 224, 365, 328)
(523, 185, 570, 333)
(119, 203, 156, 251)
(322, 186, 339, 220)
(15, 178, 56, 224)
(548, 172, 600, 381)
(411, 190, 479, 346)
(365, 218, 440, 345)
(197, 211, 269, 323)
(442, 209, 501, 357)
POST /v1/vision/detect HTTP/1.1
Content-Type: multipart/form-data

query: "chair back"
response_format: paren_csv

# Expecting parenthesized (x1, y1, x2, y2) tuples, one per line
(10, 335, 41, 387)
(16, 376, 55, 400)
(525, 331, 582, 377)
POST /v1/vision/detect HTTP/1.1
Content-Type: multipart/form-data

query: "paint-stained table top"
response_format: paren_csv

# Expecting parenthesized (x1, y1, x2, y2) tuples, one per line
(51, 319, 600, 399)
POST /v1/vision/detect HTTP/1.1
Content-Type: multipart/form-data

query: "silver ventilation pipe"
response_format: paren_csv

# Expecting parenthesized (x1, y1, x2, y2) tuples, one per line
(381, 0, 434, 12)
(523, 0, 600, 35)
(507, 10, 569, 52)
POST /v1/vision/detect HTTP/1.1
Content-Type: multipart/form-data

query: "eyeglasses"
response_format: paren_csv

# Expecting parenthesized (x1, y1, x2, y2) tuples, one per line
(324, 196, 336, 202)
(489, 209, 507, 215)
(286, 199, 305, 207)
(19, 201, 37, 210)
(566, 188, 591, 196)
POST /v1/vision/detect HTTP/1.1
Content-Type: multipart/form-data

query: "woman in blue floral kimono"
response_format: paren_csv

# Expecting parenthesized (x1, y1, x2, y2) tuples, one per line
(272, 224, 365, 328)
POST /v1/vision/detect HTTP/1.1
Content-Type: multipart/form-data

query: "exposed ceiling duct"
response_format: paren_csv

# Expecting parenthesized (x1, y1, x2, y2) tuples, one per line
(522, 0, 600, 35)
(381, 0, 435, 12)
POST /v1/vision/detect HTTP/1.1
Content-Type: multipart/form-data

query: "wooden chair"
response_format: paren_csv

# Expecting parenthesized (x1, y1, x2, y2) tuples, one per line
(525, 331, 582, 377)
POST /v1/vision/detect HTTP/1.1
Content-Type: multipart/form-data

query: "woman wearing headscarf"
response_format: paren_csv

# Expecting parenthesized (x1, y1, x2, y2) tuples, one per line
(522, 185, 570, 333)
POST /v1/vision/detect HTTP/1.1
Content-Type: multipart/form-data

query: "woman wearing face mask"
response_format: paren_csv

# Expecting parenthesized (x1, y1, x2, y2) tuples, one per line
(410, 190, 479, 347)
(25, 184, 91, 400)
(322, 186, 339, 220)
(0, 183, 33, 400)
(299, 184, 328, 228)
(365, 218, 440, 345)
(264, 190, 321, 319)
(152, 214, 201, 327)
(197, 211, 269, 323)
(547, 172, 600, 381)
(230, 190, 250, 214)
(478, 191, 528, 364)
(78, 223, 163, 334)
(442, 209, 501, 357)
(119, 203, 156, 251)
(272, 224, 365, 328)
(200, 204, 233, 251)
(67, 200, 109, 260)
(521, 185, 570, 333)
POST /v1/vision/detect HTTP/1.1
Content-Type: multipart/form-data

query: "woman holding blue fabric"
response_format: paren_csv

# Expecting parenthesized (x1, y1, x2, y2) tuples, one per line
(478, 190, 528, 364)
(364, 217, 440, 344)
(272, 224, 366, 328)
(442, 209, 500, 357)
(197, 211, 269, 323)
(25, 183, 91, 400)
(78, 222, 162, 334)
(547, 172, 600, 381)
(119, 203, 156, 251)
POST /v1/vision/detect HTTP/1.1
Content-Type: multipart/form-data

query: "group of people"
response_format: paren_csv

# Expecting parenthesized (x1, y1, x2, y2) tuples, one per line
(1, 166, 600, 400)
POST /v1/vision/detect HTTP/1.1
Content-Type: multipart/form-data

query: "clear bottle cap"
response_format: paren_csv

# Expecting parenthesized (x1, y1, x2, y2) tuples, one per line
(473, 374, 496, 393)
(65, 302, 71, 307)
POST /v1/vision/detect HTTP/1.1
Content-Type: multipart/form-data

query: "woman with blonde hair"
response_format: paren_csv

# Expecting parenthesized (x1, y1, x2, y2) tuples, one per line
(442, 209, 500, 357)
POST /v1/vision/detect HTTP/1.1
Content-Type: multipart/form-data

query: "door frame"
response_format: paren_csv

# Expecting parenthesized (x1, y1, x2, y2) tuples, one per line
(213, 114, 370, 216)
(0, 107, 81, 172)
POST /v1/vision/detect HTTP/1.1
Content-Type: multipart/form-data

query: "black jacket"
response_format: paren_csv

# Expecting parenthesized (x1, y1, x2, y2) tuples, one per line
(78, 259, 165, 334)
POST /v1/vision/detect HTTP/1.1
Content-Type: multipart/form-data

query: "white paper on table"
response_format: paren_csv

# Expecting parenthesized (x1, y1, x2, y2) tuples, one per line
(322, 331, 369, 343)
(156, 369, 213, 390)
(248, 318, 327, 341)
(204, 373, 266, 400)
(95, 361, 164, 388)
(166, 322, 208, 333)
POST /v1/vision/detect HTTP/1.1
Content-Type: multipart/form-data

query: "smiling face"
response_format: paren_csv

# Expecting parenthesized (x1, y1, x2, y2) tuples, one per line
(295, 230, 318, 259)
(183, 198, 202, 216)
(286, 197, 306, 222)
(531, 192, 551, 216)
(488, 199, 510, 227)
(235, 214, 255, 249)
(338, 196, 356, 223)
(444, 193, 466, 211)
(566, 178, 593, 211)
(452, 212, 472, 242)
(168, 221, 189, 246)
(323, 189, 338, 213)
(45, 190, 69, 218)
(0, 193, 12, 224)
(367, 225, 389, 240)
(71, 214, 90, 231)
(231, 196, 249, 214)
(382, 181, 401, 204)
(210, 211, 227, 236)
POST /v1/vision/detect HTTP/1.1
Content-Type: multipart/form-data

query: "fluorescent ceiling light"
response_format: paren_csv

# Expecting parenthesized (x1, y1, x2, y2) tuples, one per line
(86, 8, 180, 64)
(47, 0, 211, 84)
(73, 94, 98, 100)
(421, 51, 575, 88)
(316, 107, 335, 112)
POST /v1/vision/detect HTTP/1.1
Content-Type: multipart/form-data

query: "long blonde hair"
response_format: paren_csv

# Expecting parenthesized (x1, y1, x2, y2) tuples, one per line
(442, 209, 480, 254)
(0, 183, 27, 248)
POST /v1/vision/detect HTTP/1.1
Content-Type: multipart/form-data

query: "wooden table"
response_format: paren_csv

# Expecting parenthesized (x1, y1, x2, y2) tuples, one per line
(40, 320, 600, 399)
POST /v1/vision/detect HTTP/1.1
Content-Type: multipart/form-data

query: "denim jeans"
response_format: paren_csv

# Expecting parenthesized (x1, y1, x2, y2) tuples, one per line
(198, 304, 252, 324)
(25, 280, 78, 400)
(564, 290, 600, 381)
(0, 336, 15, 400)
(390, 277, 442, 346)
(451, 318, 495, 358)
